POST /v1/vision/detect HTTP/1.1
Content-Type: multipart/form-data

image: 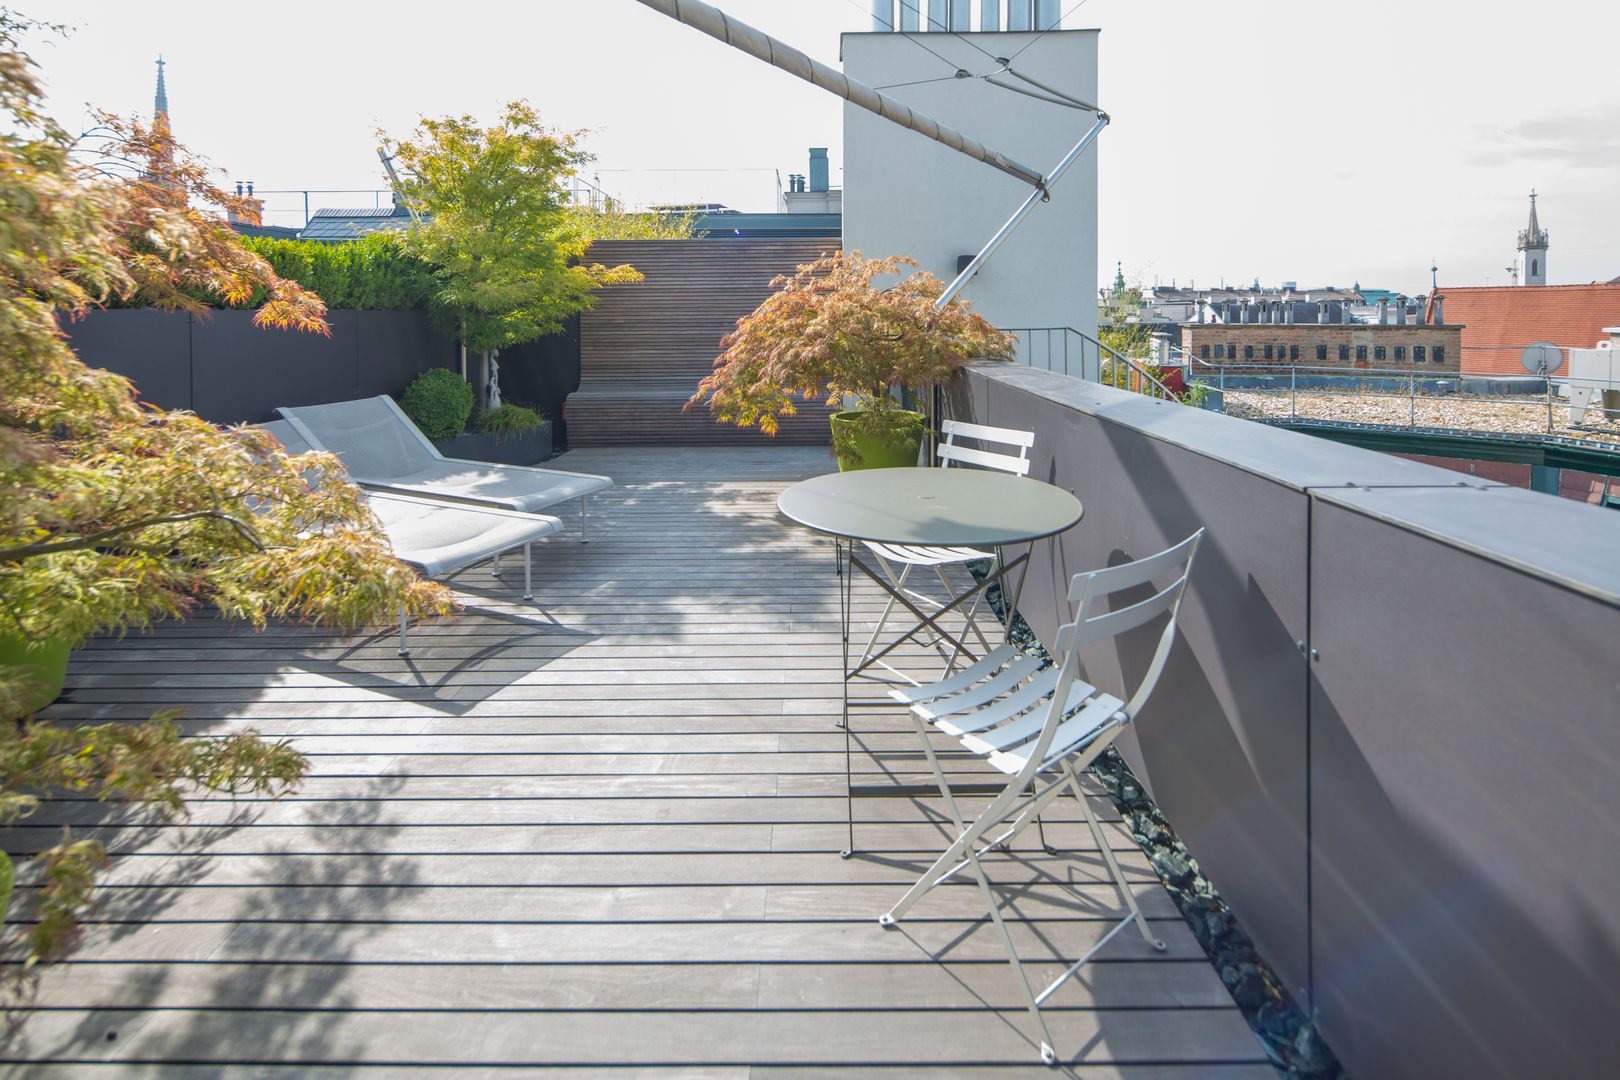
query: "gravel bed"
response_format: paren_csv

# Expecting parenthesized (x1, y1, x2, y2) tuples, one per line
(1222, 389, 1620, 446)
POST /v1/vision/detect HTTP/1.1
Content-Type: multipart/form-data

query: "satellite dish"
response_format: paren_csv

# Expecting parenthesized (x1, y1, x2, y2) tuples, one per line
(1520, 341, 1565, 375)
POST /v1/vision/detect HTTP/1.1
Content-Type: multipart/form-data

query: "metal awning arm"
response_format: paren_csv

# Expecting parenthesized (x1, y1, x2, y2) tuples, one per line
(631, 0, 1047, 190)
(935, 110, 1108, 309)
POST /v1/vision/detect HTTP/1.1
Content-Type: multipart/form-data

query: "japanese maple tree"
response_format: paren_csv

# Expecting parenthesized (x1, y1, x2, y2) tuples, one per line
(687, 251, 1015, 436)
(0, 15, 454, 989)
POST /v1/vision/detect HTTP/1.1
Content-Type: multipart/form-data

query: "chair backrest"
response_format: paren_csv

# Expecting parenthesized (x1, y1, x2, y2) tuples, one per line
(1016, 529, 1204, 778)
(276, 396, 444, 482)
(936, 419, 1034, 476)
(261, 419, 314, 457)
(1064, 528, 1203, 721)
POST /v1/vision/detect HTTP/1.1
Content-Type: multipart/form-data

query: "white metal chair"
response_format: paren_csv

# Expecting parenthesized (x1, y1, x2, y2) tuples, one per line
(881, 528, 1205, 1066)
(859, 419, 1035, 673)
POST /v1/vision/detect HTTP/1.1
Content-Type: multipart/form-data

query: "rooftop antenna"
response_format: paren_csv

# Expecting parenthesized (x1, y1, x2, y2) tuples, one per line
(629, 0, 1107, 308)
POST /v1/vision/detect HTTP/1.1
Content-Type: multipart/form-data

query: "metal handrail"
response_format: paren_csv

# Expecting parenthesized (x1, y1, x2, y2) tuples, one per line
(1005, 326, 1182, 402)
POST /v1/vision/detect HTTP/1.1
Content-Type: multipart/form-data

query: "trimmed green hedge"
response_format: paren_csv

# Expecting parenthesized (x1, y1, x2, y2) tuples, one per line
(243, 233, 438, 310)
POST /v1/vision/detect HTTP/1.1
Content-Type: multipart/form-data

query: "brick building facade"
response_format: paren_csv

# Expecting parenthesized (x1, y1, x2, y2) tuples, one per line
(1180, 323, 1463, 373)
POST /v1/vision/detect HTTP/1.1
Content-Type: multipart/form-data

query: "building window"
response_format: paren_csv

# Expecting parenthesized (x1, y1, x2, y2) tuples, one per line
(1394, 346, 1406, 361)
(1201, 343, 1210, 359)
(1244, 345, 1255, 360)
(1316, 345, 1328, 360)
(1374, 346, 1386, 361)
(1434, 345, 1446, 362)
(1414, 345, 1427, 361)
(1339, 345, 1350, 361)
(1356, 345, 1368, 360)
(1264, 344, 1273, 359)
(1290, 344, 1300, 361)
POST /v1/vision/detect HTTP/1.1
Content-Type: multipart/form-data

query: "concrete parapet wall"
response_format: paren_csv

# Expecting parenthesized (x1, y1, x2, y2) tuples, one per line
(954, 361, 1620, 1080)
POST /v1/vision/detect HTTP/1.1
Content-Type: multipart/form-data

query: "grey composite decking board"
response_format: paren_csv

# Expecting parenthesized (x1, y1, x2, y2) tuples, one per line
(6, 820, 1146, 858)
(29, 959, 1235, 1010)
(7, 445, 1268, 1074)
(20, 793, 1134, 827)
(4, 1068, 1277, 1080)
(45, 881, 1182, 925)
(7, 1008, 1261, 1068)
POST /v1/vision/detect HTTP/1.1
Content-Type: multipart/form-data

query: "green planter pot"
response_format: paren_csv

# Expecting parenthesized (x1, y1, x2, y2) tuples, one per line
(829, 409, 927, 471)
(0, 632, 72, 717)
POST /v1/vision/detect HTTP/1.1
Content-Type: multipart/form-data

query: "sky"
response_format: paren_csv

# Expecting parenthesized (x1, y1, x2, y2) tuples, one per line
(27, 0, 1620, 298)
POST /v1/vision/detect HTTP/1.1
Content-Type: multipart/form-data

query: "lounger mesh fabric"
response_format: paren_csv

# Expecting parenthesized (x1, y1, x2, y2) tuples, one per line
(260, 419, 562, 654)
(276, 396, 611, 514)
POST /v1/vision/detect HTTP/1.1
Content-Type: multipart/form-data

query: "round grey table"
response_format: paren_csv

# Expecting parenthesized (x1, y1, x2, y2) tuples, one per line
(778, 467, 1083, 548)
(778, 468, 1083, 855)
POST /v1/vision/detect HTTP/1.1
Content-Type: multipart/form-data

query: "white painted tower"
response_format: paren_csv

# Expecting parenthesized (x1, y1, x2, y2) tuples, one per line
(847, 4, 1097, 335)
(1517, 191, 1549, 287)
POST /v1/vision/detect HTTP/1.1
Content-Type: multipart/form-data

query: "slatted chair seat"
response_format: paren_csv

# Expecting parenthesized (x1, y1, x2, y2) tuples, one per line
(880, 528, 1206, 1066)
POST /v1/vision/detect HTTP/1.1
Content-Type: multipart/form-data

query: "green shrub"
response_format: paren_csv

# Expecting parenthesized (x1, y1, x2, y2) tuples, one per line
(399, 368, 474, 440)
(473, 403, 547, 442)
(239, 233, 438, 311)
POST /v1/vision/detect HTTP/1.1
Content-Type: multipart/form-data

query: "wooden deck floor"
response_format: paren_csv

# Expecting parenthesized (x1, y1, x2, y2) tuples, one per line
(6, 446, 1273, 1078)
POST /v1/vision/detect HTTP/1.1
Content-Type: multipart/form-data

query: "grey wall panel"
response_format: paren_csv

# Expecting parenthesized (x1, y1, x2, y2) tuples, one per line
(61, 309, 193, 411)
(354, 310, 456, 401)
(956, 368, 1316, 1003)
(1307, 492, 1620, 1080)
(191, 310, 359, 423)
(63, 309, 454, 427)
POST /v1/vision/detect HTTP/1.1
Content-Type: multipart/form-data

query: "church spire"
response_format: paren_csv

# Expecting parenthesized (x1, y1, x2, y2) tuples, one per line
(1516, 190, 1549, 286)
(153, 56, 169, 123)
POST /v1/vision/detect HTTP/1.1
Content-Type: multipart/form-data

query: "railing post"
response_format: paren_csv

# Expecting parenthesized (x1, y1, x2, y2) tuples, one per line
(1291, 366, 1297, 417)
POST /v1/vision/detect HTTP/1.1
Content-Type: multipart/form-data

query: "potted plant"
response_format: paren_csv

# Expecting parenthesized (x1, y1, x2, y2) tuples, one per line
(468, 403, 552, 465)
(687, 251, 1015, 469)
(398, 370, 553, 465)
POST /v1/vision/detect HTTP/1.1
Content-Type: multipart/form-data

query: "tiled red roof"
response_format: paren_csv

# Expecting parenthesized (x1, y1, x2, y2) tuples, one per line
(1441, 285, 1620, 375)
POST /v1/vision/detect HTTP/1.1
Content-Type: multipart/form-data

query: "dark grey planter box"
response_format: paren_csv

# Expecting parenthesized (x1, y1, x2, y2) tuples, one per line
(432, 425, 553, 466)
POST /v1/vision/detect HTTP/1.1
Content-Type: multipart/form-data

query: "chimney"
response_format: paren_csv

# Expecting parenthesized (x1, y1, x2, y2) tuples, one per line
(226, 179, 262, 226)
(808, 148, 829, 193)
(1433, 295, 1444, 324)
(1377, 298, 1390, 325)
(1396, 299, 1407, 325)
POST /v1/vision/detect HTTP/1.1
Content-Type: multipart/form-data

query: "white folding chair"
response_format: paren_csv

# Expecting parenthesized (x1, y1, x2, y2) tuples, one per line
(881, 528, 1205, 1065)
(859, 419, 1035, 674)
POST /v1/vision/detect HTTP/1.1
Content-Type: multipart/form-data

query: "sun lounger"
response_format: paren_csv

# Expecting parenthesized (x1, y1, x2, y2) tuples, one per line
(262, 420, 563, 654)
(275, 395, 612, 540)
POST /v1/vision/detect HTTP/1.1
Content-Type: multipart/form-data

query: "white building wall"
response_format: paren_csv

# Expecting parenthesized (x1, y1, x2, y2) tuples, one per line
(841, 29, 1099, 337)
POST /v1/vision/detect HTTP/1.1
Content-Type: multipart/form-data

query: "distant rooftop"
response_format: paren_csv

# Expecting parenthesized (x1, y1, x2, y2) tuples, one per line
(298, 205, 415, 243)
(1440, 283, 1620, 374)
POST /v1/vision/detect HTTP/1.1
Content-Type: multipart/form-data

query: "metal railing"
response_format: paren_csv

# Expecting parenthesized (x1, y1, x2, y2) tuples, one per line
(1195, 362, 1620, 442)
(1005, 326, 1181, 401)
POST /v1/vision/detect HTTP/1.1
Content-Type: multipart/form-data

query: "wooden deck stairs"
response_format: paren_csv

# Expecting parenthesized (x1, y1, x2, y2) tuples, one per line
(570, 238, 841, 447)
